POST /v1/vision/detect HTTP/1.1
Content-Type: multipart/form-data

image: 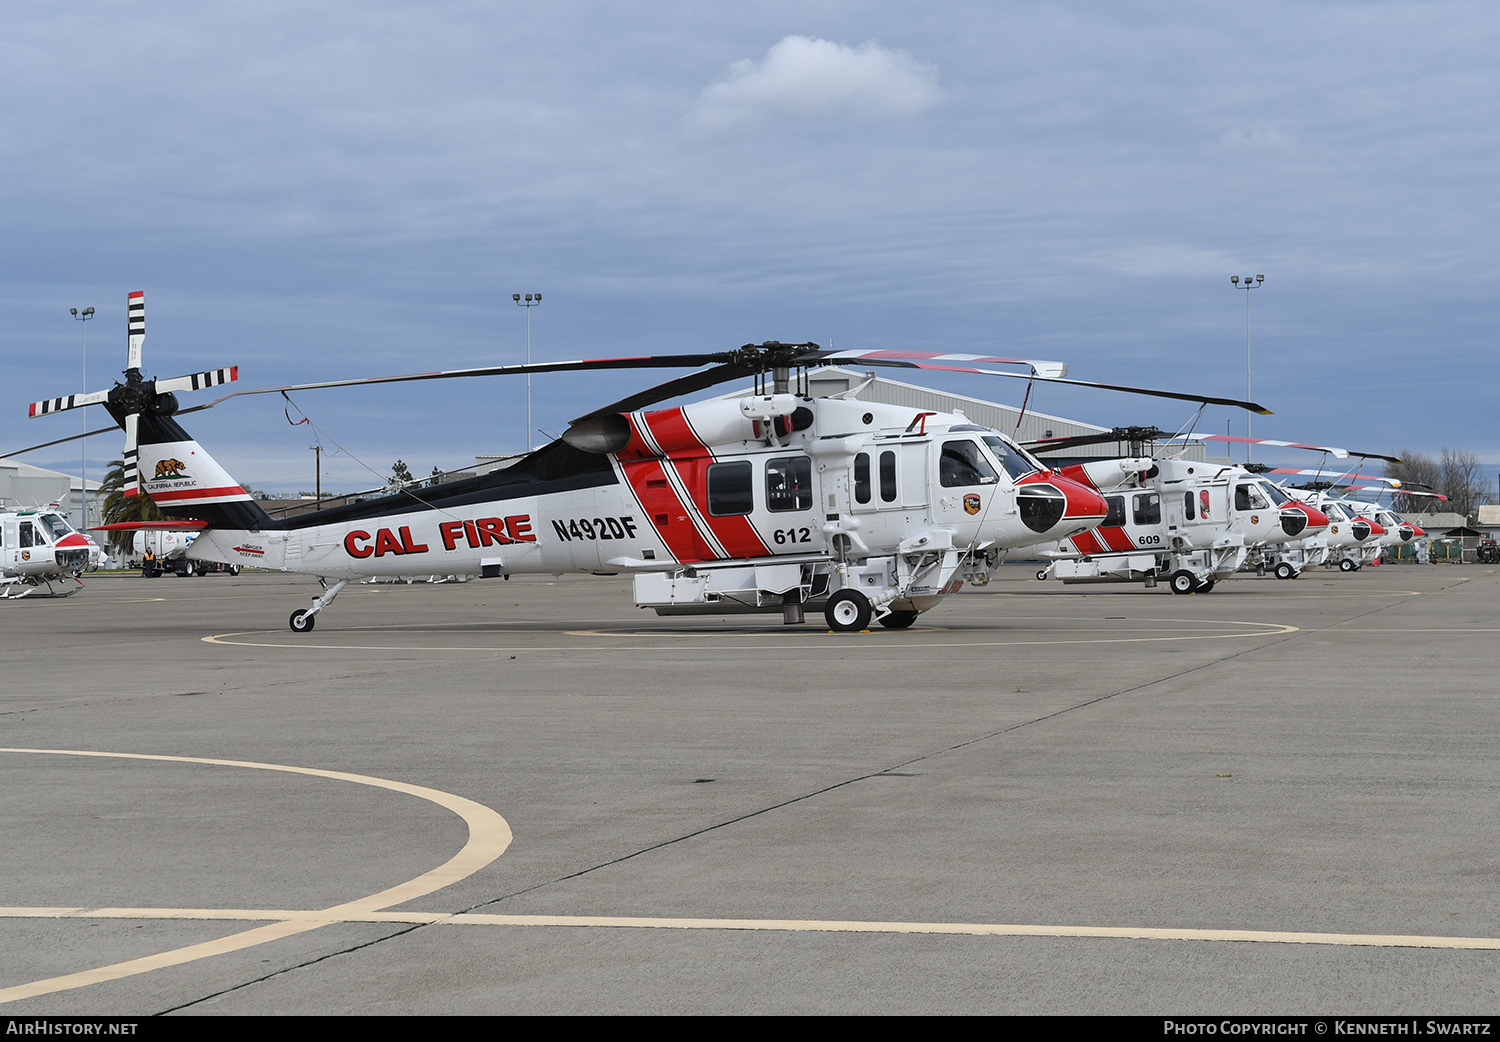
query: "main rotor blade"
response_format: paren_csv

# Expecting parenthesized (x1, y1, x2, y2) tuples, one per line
(1187, 434, 1381, 461)
(571, 362, 762, 423)
(824, 359, 1273, 414)
(0, 425, 120, 461)
(816, 349, 1068, 380)
(176, 353, 739, 416)
(1024, 427, 1174, 454)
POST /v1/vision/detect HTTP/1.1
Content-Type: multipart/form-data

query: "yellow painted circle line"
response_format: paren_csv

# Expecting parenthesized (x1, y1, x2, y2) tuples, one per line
(0, 748, 512, 1005)
(202, 619, 1296, 651)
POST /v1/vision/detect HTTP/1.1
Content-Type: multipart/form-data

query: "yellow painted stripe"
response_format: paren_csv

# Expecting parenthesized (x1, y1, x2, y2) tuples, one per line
(204, 621, 1298, 652)
(0, 749, 511, 1005)
(1, 906, 1495, 951)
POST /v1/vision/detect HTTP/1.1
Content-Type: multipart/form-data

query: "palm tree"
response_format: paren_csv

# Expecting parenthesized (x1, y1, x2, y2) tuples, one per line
(99, 459, 163, 552)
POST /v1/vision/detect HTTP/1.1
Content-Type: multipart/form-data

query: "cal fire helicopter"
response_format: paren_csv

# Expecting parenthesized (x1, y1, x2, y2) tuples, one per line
(20, 291, 1268, 632)
(0, 506, 106, 598)
(1018, 429, 1411, 590)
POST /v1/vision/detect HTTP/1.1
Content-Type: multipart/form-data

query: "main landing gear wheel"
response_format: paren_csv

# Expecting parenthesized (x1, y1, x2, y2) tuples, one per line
(878, 609, 920, 630)
(1339, 558, 1356, 572)
(1169, 570, 1197, 595)
(825, 590, 873, 633)
(289, 609, 316, 633)
(1198, 579, 1216, 593)
(1274, 562, 1296, 580)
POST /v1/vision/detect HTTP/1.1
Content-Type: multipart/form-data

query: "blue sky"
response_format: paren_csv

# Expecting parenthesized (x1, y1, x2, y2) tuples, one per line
(4, 2, 1497, 496)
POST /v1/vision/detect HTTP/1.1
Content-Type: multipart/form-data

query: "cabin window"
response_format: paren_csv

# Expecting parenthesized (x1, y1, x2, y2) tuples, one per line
(1133, 493, 1161, 526)
(1185, 491, 1196, 520)
(707, 461, 754, 516)
(853, 453, 871, 504)
(19, 524, 35, 548)
(879, 451, 897, 502)
(1104, 496, 1126, 528)
(940, 440, 999, 487)
(766, 456, 813, 512)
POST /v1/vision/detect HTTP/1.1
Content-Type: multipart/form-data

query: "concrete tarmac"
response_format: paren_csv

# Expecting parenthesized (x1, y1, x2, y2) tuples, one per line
(1, 562, 1497, 1014)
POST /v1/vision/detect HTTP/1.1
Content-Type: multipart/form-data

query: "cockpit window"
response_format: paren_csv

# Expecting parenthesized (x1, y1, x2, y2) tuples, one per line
(1260, 483, 1290, 506)
(1235, 484, 1270, 511)
(981, 435, 1038, 481)
(40, 514, 72, 539)
(940, 440, 999, 487)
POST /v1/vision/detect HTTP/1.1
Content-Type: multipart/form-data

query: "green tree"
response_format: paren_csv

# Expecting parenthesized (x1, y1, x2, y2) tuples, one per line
(99, 459, 163, 552)
(429, 465, 444, 487)
(391, 459, 414, 487)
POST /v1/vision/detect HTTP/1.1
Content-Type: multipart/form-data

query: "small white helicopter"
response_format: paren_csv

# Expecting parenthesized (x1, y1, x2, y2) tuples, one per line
(0, 506, 106, 598)
(19, 292, 1266, 631)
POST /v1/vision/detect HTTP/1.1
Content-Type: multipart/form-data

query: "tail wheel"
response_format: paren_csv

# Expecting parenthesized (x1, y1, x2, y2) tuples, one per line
(289, 610, 316, 633)
(1169, 570, 1197, 595)
(878, 609, 920, 630)
(1274, 562, 1295, 580)
(1036, 569, 1049, 581)
(825, 590, 872, 633)
(1339, 558, 1356, 572)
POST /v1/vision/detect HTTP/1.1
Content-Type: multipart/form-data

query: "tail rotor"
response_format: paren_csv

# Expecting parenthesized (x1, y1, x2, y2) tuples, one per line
(27, 290, 239, 498)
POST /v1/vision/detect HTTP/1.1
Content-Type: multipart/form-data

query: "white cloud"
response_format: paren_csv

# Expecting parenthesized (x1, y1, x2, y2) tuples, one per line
(689, 35, 940, 130)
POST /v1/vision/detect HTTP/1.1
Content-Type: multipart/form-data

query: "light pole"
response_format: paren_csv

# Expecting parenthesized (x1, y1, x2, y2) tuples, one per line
(513, 292, 542, 452)
(1230, 274, 1264, 462)
(70, 306, 95, 526)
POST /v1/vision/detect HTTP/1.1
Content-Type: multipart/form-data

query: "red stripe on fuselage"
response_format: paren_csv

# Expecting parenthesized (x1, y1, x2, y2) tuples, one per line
(1057, 463, 1100, 491)
(1097, 527, 1135, 553)
(641, 411, 771, 560)
(1071, 531, 1105, 555)
(621, 458, 703, 564)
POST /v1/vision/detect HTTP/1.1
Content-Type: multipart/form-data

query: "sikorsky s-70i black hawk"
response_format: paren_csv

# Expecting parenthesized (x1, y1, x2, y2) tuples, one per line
(21, 291, 1268, 632)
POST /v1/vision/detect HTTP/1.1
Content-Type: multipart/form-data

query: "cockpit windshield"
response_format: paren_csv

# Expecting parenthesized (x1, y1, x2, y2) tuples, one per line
(39, 514, 74, 540)
(981, 435, 1040, 480)
(1259, 482, 1291, 507)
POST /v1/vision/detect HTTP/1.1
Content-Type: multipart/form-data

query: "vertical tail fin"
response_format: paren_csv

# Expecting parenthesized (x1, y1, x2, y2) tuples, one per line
(134, 411, 274, 530)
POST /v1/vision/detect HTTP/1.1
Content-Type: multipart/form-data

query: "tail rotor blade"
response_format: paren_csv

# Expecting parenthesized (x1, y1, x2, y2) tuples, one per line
(28, 388, 112, 417)
(127, 291, 145, 371)
(122, 413, 140, 498)
(155, 366, 238, 395)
